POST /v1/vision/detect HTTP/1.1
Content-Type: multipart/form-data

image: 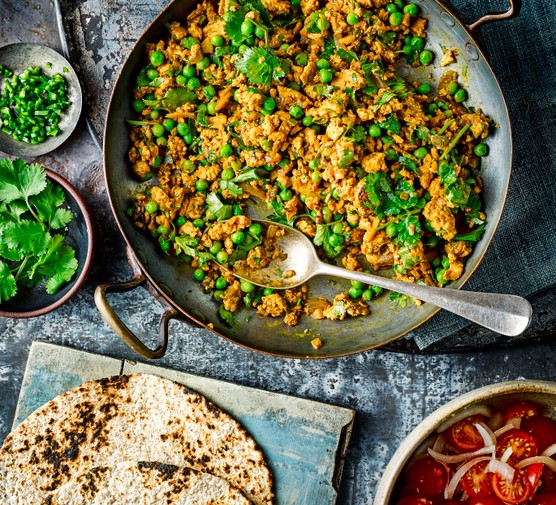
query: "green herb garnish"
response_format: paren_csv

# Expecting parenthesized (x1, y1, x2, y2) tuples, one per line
(0, 158, 78, 302)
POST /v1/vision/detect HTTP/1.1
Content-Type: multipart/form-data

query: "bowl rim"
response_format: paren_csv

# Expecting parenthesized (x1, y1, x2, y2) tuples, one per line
(0, 168, 94, 318)
(373, 379, 556, 505)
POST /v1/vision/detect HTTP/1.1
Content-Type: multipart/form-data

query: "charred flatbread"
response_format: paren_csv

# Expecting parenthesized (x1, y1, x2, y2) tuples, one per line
(49, 460, 252, 504)
(0, 374, 274, 505)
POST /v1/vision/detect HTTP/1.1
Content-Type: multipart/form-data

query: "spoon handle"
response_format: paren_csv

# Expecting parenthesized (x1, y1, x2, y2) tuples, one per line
(317, 263, 532, 336)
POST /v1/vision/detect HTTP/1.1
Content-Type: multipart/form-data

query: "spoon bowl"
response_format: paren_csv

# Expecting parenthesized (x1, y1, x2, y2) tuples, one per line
(231, 220, 532, 337)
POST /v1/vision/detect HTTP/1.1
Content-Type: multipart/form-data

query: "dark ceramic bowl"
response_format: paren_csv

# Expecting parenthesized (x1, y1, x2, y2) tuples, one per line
(374, 380, 556, 505)
(0, 43, 82, 157)
(0, 169, 94, 318)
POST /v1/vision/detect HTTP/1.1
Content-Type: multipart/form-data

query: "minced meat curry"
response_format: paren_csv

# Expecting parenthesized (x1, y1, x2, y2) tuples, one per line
(127, 0, 491, 328)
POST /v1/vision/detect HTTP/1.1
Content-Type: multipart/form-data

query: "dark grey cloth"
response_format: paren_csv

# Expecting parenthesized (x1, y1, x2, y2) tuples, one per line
(412, 0, 556, 348)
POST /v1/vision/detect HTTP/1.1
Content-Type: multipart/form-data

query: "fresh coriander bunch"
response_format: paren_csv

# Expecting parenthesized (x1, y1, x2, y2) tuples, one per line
(0, 158, 78, 303)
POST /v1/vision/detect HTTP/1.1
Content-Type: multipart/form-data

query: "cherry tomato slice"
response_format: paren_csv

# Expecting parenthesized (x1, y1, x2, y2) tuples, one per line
(503, 402, 539, 424)
(529, 494, 556, 505)
(495, 429, 537, 465)
(447, 414, 488, 452)
(491, 468, 531, 505)
(461, 460, 493, 498)
(525, 462, 544, 492)
(405, 455, 448, 498)
(396, 495, 434, 505)
(522, 415, 556, 452)
(468, 495, 505, 505)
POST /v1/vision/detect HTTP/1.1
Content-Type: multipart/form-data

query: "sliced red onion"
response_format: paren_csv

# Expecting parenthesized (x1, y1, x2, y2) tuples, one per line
(542, 443, 556, 458)
(489, 411, 504, 431)
(436, 404, 493, 433)
(487, 456, 515, 481)
(516, 456, 556, 472)
(494, 423, 516, 438)
(475, 422, 497, 448)
(428, 445, 495, 464)
(444, 456, 492, 500)
(432, 433, 447, 454)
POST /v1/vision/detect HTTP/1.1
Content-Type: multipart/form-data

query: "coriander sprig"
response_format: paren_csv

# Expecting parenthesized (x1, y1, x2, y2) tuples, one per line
(0, 158, 78, 302)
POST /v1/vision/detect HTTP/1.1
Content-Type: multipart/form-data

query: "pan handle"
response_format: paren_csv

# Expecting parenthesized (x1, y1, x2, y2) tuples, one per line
(94, 275, 179, 359)
(467, 0, 522, 31)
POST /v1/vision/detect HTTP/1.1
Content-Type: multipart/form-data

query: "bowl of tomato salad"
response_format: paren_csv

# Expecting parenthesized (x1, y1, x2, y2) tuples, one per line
(374, 380, 556, 505)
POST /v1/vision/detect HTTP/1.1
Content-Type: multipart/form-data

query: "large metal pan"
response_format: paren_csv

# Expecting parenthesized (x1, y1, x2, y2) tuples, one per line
(97, 0, 520, 359)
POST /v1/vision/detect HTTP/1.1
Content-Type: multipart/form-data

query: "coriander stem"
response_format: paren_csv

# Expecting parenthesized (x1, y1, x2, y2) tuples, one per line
(437, 118, 454, 135)
(440, 123, 470, 160)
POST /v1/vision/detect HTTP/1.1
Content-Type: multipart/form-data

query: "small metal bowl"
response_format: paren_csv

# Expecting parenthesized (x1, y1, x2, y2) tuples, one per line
(0, 168, 94, 318)
(0, 43, 82, 157)
(374, 380, 556, 505)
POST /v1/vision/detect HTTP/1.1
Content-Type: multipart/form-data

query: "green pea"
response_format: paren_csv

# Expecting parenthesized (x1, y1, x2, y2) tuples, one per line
(203, 85, 216, 99)
(145, 200, 158, 214)
(389, 11, 403, 26)
(417, 83, 432, 95)
(153, 156, 161, 168)
(159, 238, 171, 252)
(197, 57, 210, 70)
(193, 268, 205, 281)
(176, 216, 187, 227)
(182, 37, 200, 49)
(346, 12, 359, 25)
(195, 179, 209, 192)
(385, 3, 398, 13)
(191, 218, 203, 228)
(151, 124, 164, 137)
(132, 99, 145, 113)
(348, 286, 362, 299)
(209, 241, 223, 254)
(322, 207, 333, 223)
(414, 147, 428, 159)
(328, 233, 344, 247)
(150, 51, 164, 66)
(233, 204, 243, 216)
(442, 257, 451, 270)
(436, 268, 449, 285)
(308, 158, 319, 170)
(332, 222, 343, 235)
(319, 68, 333, 84)
(207, 100, 217, 115)
(316, 16, 330, 31)
(219, 144, 235, 157)
(231, 231, 246, 244)
(176, 123, 188, 137)
(263, 288, 274, 296)
(156, 136, 167, 147)
(420, 50, 434, 66)
(403, 45, 414, 56)
(295, 52, 308, 66)
(183, 133, 194, 145)
(385, 148, 398, 161)
(147, 68, 159, 80)
(249, 223, 263, 236)
(221, 167, 235, 180)
(187, 76, 201, 90)
(289, 104, 303, 118)
(261, 139, 273, 151)
(403, 3, 419, 16)
(162, 118, 175, 131)
(181, 160, 195, 174)
(211, 34, 224, 47)
(368, 124, 381, 137)
(213, 290, 225, 302)
(280, 189, 293, 201)
(216, 250, 229, 264)
(241, 19, 254, 36)
(427, 103, 438, 114)
(182, 66, 196, 78)
(156, 225, 168, 235)
(240, 280, 255, 293)
(362, 289, 373, 301)
(454, 89, 467, 103)
(316, 58, 329, 69)
(385, 222, 397, 237)
(311, 170, 321, 183)
(474, 143, 488, 157)
(254, 26, 265, 38)
(215, 276, 228, 290)
(446, 81, 459, 96)
(411, 36, 425, 51)
(239, 44, 249, 54)
(263, 97, 276, 111)
(302, 116, 313, 126)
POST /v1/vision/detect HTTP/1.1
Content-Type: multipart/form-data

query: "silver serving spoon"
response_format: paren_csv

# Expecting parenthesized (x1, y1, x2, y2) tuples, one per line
(231, 220, 532, 336)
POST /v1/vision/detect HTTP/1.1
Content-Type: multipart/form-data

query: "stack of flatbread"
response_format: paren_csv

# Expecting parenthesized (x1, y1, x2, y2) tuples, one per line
(0, 374, 275, 505)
